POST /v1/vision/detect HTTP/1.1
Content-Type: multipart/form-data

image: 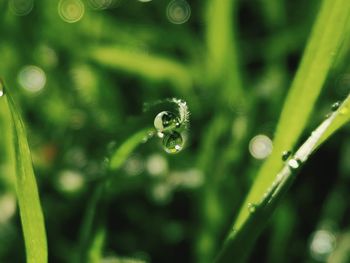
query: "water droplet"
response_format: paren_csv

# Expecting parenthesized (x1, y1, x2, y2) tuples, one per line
(162, 131, 184, 154)
(0, 80, 5, 97)
(247, 203, 257, 213)
(288, 158, 301, 170)
(331, 101, 341, 111)
(281, 150, 292, 161)
(325, 113, 331, 119)
(154, 111, 179, 132)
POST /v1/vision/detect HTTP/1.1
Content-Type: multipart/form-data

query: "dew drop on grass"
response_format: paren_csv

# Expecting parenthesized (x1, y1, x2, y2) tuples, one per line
(281, 150, 292, 161)
(0, 79, 5, 97)
(288, 158, 301, 170)
(247, 202, 257, 213)
(162, 131, 184, 154)
(154, 111, 180, 132)
(331, 101, 341, 111)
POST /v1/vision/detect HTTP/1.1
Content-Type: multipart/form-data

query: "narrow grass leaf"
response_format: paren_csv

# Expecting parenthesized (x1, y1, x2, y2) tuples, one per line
(87, 46, 192, 93)
(1, 86, 47, 263)
(216, 93, 350, 263)
(234, 0, 350, 232)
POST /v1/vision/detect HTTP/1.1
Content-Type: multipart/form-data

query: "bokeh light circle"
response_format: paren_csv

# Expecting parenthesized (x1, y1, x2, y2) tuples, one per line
(58, 0, 85, 23)
(166, 0, 191, 25)
(310, 230, 336, 261)
(9, 0, 34, 16)
(249, 134, 273, 160)
(18, 65, 46, 93)
(87, 0, 120, 10)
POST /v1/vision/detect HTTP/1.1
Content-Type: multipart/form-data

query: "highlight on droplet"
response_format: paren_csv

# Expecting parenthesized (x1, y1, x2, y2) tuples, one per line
(58, 0, 85, 23)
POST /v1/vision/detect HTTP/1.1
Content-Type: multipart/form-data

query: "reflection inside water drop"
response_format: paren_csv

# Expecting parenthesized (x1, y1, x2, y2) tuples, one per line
(154, 111, 179, 132)
(162, 131, 184, 154)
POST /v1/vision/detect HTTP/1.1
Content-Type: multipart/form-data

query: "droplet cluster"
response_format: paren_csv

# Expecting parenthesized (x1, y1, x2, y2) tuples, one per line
(153, 99, 189, 154)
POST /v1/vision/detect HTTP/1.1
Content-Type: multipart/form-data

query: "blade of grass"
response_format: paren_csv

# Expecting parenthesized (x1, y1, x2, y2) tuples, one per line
(234, 0, 350, 234)
(78, 127, 153, 263)
(216, 93, 350, 262)
(86, 46, 192, 93)
(0, 81, 47, 263)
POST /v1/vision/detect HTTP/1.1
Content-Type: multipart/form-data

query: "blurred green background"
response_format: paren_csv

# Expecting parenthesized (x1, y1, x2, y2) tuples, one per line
(0, 0, 350, 262)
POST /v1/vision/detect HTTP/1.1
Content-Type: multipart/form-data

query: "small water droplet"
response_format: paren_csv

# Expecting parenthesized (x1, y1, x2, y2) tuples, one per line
(162, 131, 184, 154)
(247, 202, 257, 213)
(0, 79, 5, 97)
(281, 150, 292, 161)
(154, 111, 180, 132)
(331, 101, 341, 111)
(325, 113, 332, 119)
(288, 158, 301, 170)
(157, 132, 164, 138)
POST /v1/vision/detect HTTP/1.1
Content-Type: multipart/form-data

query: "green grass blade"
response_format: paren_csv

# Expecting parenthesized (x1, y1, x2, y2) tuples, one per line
(216, 92, 350, 263)
(0, 84, 47, 263)
(87, 46, 192, 93)
(79, 127, 153, 262)
(109, 128, 153, 170)
(315, 95, 350, 148)
(234, 0, 350, 232)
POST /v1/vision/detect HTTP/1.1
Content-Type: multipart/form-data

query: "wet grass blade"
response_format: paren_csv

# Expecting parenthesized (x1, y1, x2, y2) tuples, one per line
(234, 0, 350, 234)
(217, 0, 350, 261)
(0, 83, 47, 263)
(216, 93, 350, 263)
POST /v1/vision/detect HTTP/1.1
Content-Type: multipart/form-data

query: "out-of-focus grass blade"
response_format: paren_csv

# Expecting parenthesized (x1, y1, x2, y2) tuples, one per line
(234, 0, 350, 232)
(109, 128, 152, 170)
(87, 46, 192, 93)
(80, 127, 153, 262)
(0, 82, 47, 263)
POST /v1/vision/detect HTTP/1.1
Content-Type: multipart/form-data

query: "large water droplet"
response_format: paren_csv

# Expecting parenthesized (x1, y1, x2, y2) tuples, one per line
(288, 158, 301, 170)
(331, 101, 341, 111)
(154, 111, 180, 132)
(281, 150, 291, 161)
(162, 131, 184, 154)
(247, 202, 257, 213)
